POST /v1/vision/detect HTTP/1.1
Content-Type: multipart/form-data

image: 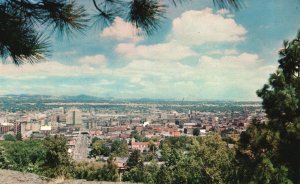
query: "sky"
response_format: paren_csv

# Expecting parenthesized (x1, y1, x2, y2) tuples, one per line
(1, 0, 300, 100)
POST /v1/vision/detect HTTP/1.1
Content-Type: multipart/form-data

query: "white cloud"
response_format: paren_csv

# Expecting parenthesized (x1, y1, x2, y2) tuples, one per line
(0, 55, 109, 80)
(115, 41, 196, 61)
(0, 62, 81, 79)
(99, 79, 115, 85)
(194, 53, 276, 99)
(224, 49, 239, 55)
(114, 59, 191, 79)
(110, 53, 276, 100)
(79, 54, 107, 66)
(0, 8, 274, 100)
(206, 49, 239, 56)
(0, 52, 277, 100)
(114, 8, 246, 62)
(101, 17, 143, 42)
(170, 8, 247, 46)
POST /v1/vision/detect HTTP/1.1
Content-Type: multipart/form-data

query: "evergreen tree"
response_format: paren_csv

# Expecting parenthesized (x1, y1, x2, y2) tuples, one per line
(0, 0, 87, 65)
(127, 149, 142, 168)
(237, 31, 300, 183)
(193, 128, 200, 136)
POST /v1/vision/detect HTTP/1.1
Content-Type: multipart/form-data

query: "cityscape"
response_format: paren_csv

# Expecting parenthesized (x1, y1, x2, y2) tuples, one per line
(0, 95, 265, 162)
(1, 0, 299, 183)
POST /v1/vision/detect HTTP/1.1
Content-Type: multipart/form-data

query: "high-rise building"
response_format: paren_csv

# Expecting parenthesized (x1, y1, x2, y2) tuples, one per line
(14, 121, 25, 138)
(66, 108, 82, 127)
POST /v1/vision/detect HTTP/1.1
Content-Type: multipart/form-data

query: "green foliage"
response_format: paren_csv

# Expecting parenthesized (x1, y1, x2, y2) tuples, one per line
(72, 161, 103, 181)
(42, 135, 72, 178)
(130, 130, 142, 141)
(237, 31, 300, 183)
(160, 136, 194, 161)
(0, 0, 87, 65)
(90, 138, 128, 158)
(89, 139, 107, 157)
(72, 156, 119, 181)
(127, 0, 166, 35)
(144, 161, 160, 176)
(92, 0, 241, 34)
(101, 144, 111, 156)
(161, 135, 236, 184)
(148, 140, 158, 153)
(0, 135, 74, 178)
(0, 145, 10, 169)
(127, 149, 142, 168)
(125, 134, 235, 184)
(160, 141, 172, 161)
(156, 165, 172, 184)
(99, 156, 119, 181)
(123, 161, 159, 183)
(3, 134, 16, 141)
(111, 139, 128, 157)
(0, 135, 232, 183)
(193, 128, 200, 136)
(143, 152, 156, 162)
(250, 158, 292, 184)
(189, 134, 236, 183)
(162, 136, 193, 150)
(123, 166, 144, 182)
(0, 140, 45, 173)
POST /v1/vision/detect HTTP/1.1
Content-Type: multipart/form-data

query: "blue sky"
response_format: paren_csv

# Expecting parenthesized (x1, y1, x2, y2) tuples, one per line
(1, 0, 300, 100)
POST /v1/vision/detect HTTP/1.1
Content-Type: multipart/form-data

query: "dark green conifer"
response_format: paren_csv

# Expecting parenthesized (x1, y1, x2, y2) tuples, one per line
(237, 31, 300, 183)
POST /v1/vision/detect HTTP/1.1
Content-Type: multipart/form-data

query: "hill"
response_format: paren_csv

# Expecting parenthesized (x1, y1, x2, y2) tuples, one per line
(0, 169, 131, 184)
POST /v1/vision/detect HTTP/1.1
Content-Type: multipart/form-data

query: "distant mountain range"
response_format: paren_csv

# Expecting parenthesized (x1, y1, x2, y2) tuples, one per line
(1, 94, 176, 102)
(0, 94, 260, 103)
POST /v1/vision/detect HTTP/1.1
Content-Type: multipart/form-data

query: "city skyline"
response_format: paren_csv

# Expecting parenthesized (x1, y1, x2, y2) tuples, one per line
(1, 0, 300, 100)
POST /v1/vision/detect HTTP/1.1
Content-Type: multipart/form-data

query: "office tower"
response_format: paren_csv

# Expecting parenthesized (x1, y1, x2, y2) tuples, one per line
(66, 108, 82, 126)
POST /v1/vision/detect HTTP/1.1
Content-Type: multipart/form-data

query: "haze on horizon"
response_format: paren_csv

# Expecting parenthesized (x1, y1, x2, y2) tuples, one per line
(1, 0, 300, 101)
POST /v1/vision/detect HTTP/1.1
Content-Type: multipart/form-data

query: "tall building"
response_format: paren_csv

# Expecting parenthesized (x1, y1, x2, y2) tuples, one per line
(14, 122, 25, 139)
(66, 108, 82, 127)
